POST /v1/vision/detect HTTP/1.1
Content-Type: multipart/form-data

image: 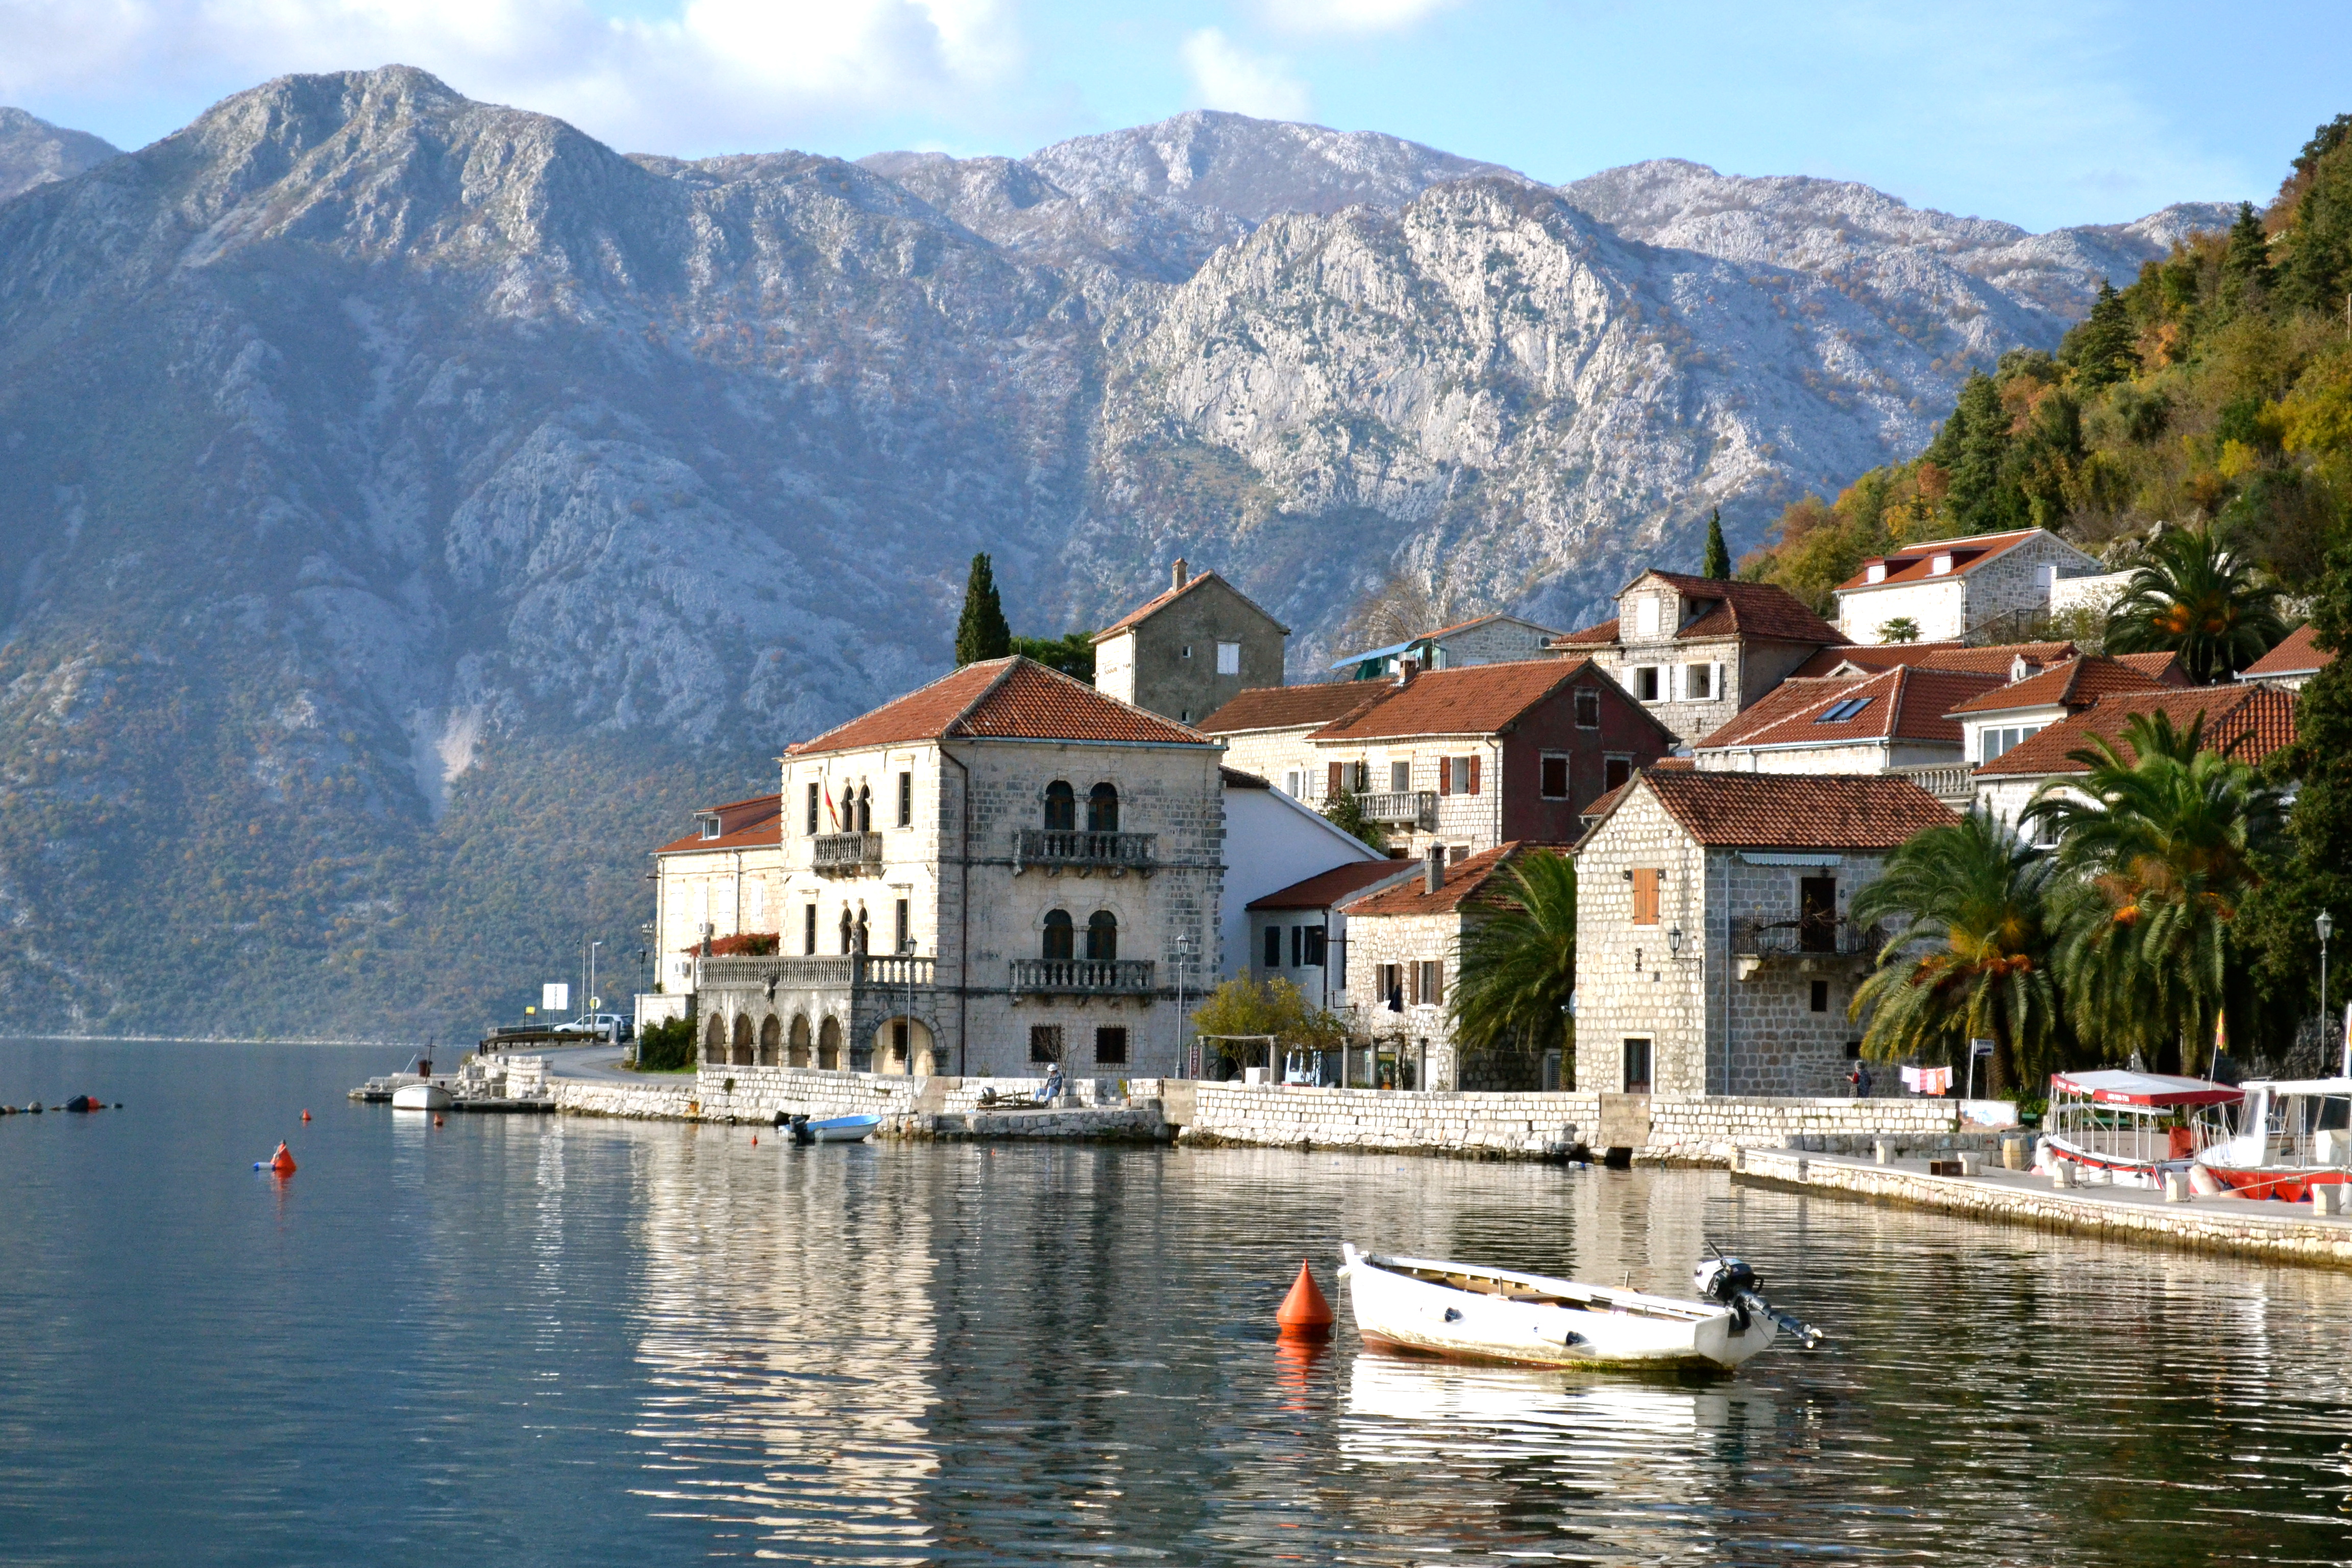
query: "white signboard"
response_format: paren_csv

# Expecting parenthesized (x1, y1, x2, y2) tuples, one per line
(542, 983, 570, 1012)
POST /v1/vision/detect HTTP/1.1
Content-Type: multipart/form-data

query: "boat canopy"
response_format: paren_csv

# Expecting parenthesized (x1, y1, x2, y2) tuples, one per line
(2049, 1070, 2243, 1110)
(2240, 1077, 2352, 1097)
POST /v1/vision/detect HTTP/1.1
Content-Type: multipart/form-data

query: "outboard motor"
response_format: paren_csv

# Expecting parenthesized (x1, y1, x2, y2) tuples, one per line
(1694, 1254, 1824, 1349)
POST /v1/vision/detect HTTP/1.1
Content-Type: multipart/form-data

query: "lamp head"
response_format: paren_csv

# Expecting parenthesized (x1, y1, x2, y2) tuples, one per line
(1668, 925, 1684, 955)
(2320, 911, 2335, 942)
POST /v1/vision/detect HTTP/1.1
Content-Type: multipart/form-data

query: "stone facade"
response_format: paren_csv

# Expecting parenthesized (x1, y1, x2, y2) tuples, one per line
(1573, 573, 1841, 747)
(1094, 565, 1287, 725)
(1836, 530, 2102, 644)
(1335, 906, 1468, 1090)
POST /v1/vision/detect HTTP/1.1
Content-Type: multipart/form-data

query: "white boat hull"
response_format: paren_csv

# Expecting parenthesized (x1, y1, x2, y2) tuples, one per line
(1338, 1244, 1775, 1371)
(391, 1083, 452, 1111)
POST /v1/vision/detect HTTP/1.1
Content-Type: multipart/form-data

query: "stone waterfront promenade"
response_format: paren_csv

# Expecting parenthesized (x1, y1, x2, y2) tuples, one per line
(546, 1058, 2014, 1163)
(1736, 1146, 2352, 1272)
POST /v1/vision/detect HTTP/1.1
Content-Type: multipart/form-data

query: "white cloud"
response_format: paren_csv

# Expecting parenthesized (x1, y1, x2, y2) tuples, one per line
(1179, 27, 1311, 121)
(1260, 0, 1458, 35)
(0, 0, 1027, 154)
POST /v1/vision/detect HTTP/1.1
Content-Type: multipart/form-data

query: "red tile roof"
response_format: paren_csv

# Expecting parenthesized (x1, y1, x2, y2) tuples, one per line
(1198, 682, 1383, 735)
(1339, 842, 1573, 917)
(1092, 569, 1288, 641)
(2112, 650, 2189, 685)
(1246, 860, 1419, 911)
(1553, 618, 1620, 646)
(1607, 769, 1958, 850)
(1696, 666, 2002, 751)
(789, 658, 1209, 757)
(1975, 686, 2301, 778)
(1834, 529, 2047, 594)
(2242, 623, 2333, 679)
(1793, 640, 2079, 679)
(655, 794, 782, 854)
(1581, 572, 1844, 647)
(1308, 659, 1646, 743)
(1944, 656, 2170, 717)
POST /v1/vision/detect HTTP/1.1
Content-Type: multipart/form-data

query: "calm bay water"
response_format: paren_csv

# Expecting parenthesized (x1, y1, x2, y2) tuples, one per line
(3, 1040, 2351, 1566)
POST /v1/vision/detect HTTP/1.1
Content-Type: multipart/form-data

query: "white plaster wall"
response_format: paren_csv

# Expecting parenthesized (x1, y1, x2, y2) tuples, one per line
(1220, 783, 1386, 982)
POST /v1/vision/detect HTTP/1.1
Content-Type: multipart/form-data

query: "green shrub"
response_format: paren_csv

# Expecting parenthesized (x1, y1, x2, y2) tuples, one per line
(635, 1015, 698, 1071)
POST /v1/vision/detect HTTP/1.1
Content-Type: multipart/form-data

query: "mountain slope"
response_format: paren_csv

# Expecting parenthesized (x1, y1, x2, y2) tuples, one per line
(0, 107, 116, 203)
(0, 71, 2233, 1035)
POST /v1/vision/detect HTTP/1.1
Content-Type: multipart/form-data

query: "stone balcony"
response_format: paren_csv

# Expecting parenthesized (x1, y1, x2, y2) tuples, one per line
(812, 831, 885, 875)
(1731, 917, 1885, 980)
(1008, 958, 1157, 995)
(1012, 828, 1157, 874)
(1359, 790, 1438, 829)
(1887, 762, 1976, 807)
(697, 953, 936, 991)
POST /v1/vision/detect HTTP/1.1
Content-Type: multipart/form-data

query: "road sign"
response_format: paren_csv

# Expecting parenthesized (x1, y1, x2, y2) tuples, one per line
(543, 983, 570, 1012)
(1970, 1038, 1995, 1057)
(590, 996, 602, 1010)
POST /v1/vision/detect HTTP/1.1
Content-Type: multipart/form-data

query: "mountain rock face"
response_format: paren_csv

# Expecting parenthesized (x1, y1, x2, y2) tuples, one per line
(0, 70, 2231, 1035)
(0, 107, 116, 202)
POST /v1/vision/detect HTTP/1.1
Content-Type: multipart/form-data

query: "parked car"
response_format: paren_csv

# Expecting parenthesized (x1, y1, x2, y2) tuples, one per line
(553, 1013, 633, 1042)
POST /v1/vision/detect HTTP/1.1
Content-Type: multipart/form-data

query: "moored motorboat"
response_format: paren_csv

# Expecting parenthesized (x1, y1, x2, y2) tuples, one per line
(1337, 1243, 1820, 1372)
(774, 1112, 883, 1144)
(390, 1081, 453, 1112)
(2192, 1077, 2352, 1202)
(2036, 1070, 2241, 1188)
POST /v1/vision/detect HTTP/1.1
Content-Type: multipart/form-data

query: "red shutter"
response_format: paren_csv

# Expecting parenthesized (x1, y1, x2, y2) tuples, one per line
(1436, 756, 1450, 797)
(1327, 761, 1343, 797)
(1408, 963, 1422, 1007)
(1467, 755, 1481, 795)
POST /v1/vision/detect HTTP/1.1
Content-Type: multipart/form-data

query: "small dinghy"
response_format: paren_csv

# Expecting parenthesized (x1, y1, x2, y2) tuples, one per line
(774, 1112, 883, 1144)
(391, 1082, 453, 1112)
(1338, 1243, 1821, 1372)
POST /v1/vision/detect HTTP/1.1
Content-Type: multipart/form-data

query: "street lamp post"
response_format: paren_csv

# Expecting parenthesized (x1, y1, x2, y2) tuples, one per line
(2321, 911, 2338, 1076)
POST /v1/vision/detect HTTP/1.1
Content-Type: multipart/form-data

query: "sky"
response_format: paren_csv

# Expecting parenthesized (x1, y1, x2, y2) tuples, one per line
(0, 0, 2346, 231)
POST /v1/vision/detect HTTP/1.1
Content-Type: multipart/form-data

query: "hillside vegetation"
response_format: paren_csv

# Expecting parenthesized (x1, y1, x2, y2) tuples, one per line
(1743, 115, 2352, 623)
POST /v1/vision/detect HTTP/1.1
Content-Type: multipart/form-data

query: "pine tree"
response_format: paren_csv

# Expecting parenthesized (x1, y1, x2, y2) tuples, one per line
(2221, 201, 2275, 314)
(1701, 509, 1731, 579)
(953, 553, 1012, 666)
(2061, 281, 2139, 391)
(1923, 373, 2020, 531)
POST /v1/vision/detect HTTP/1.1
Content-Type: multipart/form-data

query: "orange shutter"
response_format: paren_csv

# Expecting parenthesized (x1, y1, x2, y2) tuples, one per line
(1633, 869, 1660, 925)
(1467, 755, 1481, 795)
(1437, 757, 1449, 797)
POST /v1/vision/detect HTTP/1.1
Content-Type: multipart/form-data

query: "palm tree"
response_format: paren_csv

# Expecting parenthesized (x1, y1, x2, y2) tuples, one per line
(2104, 526, 2287, 682)
(1450, 850, 1575, 1088)
(1848, 809, 2061, 1097)
(2024, 712, 2288, 1072)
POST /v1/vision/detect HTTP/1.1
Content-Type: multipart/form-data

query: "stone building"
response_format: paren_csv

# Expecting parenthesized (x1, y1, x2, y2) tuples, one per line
(1334, 843, 1571, 1091)
(1831, 528, 2103, 645)
(1329, 612, 1565, 680)
(1970, 683, 2301, 834)
(649, 794, 787, 1004)
(682, 656, 1224, 1079)
(1550, 572, 1845, 746)
(1944, 655, 2173, 772)
(1092, 560, 1288, 725)
(1202, 659, 1673, 861)
(1572, 770, 1957, 1100)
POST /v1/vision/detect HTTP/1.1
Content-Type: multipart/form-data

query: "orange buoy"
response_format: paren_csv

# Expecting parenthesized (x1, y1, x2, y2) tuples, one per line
(751, 1135, 758, 1146)
(301, 1109, 311, 1122)
(433, 1115, 445, 1127)
(269, 1142, 297, 1175)
(1276, 1259, 1334, 1339)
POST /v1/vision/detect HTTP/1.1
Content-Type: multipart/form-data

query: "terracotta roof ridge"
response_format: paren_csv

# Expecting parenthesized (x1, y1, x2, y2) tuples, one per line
(942, 656, 1034, 737)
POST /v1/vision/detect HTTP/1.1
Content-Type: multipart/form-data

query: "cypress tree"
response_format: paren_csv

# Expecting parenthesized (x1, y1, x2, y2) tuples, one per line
(954, 552, 1012, 666)
(1701, 509, 1731, 579)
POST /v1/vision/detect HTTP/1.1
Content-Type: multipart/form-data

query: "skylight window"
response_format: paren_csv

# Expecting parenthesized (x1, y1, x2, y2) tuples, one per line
(1816, 697, 1873, 723)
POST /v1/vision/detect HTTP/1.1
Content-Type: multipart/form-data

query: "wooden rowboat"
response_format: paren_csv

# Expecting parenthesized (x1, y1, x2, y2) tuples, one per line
(1337, 1243, 1819, 1373)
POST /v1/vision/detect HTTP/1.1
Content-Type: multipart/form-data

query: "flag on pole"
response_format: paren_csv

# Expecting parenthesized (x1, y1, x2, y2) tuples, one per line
(2211, 1008, 2228, 1076)
(823, 774, 839, 831)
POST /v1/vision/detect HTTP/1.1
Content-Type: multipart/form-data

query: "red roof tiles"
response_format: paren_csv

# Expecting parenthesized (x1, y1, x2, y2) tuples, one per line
(1944, 656, 2170, 717)
(1975, 686, 2301, 778)
(1199, 682, 1383, 735)
(1619, 770, 1959, 850)
(2242, 623, 2333, 679)
(1835, 529, 2045, 594)
(1793, 640, 2079, 679)
(655, 794, 782, 854)
(1246, 860, 1419, 911)
(1092, 570, 1288, 641)
(1695, 666, 2002, 751)
(1553, 618, 1620, 646)
(1340, 842, 1573, 917)
(1567, 573, 1843, 648)
(789, 658, 1209, 757)
(1308, 660, 1635, 743)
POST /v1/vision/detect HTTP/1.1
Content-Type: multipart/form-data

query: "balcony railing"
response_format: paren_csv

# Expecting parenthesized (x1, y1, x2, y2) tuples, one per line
(1008, 958, 1157, 995)
(812, 831, 885, 873)
(1358, 791, 1438, 829)
(1014, 828, 1157, 871)
(696, 953, 935, 990)
(1888, 763, 1976, 806)
(1731, 917, 1885, 961)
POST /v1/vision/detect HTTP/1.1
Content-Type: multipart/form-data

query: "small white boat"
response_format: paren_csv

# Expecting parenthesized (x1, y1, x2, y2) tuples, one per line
(776, 1112, 882, 1143)
(391, 1082, 453, 1112)
(1338, 1244, 1820, 1372)
(2192, 1076, 2352, 1202)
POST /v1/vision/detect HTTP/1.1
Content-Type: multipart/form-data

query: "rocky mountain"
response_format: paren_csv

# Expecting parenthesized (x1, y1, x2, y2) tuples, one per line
(0, 107, 116, 202)
(0, 69, 2234, 1036)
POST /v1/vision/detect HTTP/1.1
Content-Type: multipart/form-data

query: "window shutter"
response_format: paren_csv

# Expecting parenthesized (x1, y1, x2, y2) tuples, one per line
(1711, 662, 1724, 701)
(1437, 757, 1450, 796)
(1429, 962, 1443, 1006)
(1467, 755, 1481, 795)
(1328, 761, 1343, 797)
(1408, 963, 1421, 1007)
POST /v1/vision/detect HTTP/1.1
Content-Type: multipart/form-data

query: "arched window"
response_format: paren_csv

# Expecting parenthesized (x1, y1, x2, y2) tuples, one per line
(1087, 910, 1118, 961)
(1043, 780, 1075, 830)
(856, 783, 872, 834)
(839, 906, 854, 955)
(1087, 782, 1120, 832)
(1042, 909, 1074, 961)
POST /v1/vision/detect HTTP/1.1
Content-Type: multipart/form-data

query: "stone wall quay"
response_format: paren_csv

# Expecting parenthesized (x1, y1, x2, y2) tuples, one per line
(1175, 1086, 1602, 1160)
(1646, 1096, 2016, 1164)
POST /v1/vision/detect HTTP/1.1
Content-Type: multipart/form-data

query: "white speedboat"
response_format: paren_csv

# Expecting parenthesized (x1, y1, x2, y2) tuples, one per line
(1338, 1244, 1820, 1372)
(2193, 1076, 2352, 1202)
(391, 1081, 453, 1112)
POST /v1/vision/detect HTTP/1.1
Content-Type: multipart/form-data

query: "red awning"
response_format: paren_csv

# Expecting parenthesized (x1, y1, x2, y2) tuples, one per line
(2048, 1070, 2243, 1109)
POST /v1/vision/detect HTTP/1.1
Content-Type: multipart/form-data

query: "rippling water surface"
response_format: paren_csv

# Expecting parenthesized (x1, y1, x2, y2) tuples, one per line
(4, 1040, 2351, 1565)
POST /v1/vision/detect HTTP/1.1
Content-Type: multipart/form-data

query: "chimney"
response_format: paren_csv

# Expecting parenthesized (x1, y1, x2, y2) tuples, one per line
(1171, 557, 1189, 591)
(1425, 843, 1446, 895)
(1395, 657, 1419, 688)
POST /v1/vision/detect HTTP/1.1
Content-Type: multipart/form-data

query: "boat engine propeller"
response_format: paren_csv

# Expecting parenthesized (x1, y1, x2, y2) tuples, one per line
(1693, 1255, 1824, 1349)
